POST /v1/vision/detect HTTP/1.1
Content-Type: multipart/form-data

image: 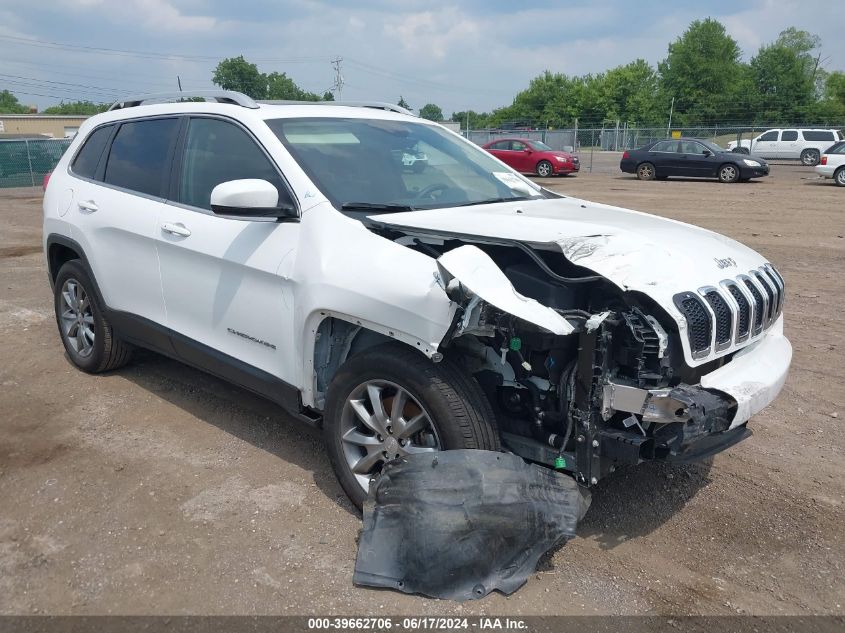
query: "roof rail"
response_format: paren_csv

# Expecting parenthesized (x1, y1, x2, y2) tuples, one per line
(256, 100, 415, 116)
(109, 90, 259, 111)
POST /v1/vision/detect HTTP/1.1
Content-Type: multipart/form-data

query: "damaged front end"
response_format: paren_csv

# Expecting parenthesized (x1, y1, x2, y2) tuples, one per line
(395, 237, 758, 489)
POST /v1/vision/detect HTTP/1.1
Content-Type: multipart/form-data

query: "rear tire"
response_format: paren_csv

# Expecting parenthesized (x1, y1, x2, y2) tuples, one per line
(718, 163, 740, 183)
(536, 160, 553, 177)
(835, 167, 845, 187)
(323, 343, 500, 510)
(637, 162, 656, 180)
(53, 260, 132, 373)
(801, 149, 820, 166)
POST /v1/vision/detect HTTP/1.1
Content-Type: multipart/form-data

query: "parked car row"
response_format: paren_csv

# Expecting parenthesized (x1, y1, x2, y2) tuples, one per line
(816, 141, 845, 186)
(727, 128, 843, 165)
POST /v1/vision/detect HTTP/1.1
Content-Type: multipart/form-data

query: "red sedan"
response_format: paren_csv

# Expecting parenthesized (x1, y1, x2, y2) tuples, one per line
(482, 138, 580, 177)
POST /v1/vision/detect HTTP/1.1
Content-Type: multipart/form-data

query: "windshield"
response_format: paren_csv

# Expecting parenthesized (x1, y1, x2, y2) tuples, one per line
(530, 140, 552, 151)
(267, 117, 543, 211)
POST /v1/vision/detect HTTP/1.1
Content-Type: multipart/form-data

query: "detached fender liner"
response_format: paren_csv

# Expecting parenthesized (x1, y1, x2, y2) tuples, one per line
(353, 450, 589, 600)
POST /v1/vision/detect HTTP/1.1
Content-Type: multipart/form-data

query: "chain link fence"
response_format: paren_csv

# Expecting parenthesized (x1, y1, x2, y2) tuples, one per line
(465, 124, 845, 153)
(0, 138, 72, 188)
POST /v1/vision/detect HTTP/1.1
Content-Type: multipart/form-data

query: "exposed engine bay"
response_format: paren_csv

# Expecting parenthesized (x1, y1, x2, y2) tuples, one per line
(366, 220, 751, 487)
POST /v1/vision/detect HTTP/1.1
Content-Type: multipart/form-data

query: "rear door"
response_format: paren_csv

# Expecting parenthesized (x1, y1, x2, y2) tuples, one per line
(485, 140, 510, 164)
(778, 130, 800, 158)
(647, 140, 679, 176)
(156, 115, 300, 382)
(69, 117, 178, 327)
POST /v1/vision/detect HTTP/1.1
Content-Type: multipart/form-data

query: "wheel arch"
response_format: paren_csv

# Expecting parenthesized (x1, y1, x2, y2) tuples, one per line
(45, 235, 107, 310)
(307, 313, 434, 410)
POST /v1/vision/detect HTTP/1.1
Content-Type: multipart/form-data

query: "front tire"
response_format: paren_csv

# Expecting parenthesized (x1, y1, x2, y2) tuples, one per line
(835, 167, 845, 187)
(323, 343, 500, 510)
(535, 160, 553, 177)
(53, 260, 132, 373)
(637, 162, 656, 180)
(718, 163, 740, 183)
(801, 149, 820, 166)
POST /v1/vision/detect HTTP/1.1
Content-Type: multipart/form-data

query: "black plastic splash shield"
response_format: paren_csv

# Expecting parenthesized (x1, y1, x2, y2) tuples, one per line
(353, 450, 588, 600)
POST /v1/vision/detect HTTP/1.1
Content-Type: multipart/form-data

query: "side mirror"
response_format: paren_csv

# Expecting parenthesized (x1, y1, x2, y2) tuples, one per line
(210, 179, 297, 220)
(523, 147, 532, 153)
(703, 149, 713, 156)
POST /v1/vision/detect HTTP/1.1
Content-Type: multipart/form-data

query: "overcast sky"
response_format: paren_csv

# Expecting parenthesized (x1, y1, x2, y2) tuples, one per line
(1, 0, 843, 115)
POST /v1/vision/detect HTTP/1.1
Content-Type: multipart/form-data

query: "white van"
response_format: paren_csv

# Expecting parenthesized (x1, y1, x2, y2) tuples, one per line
(727, 129, 843, 165)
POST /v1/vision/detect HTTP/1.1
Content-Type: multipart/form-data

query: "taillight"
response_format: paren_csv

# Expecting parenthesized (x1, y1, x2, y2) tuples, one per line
(42, 172, 51, 191)
(820, 155, 827, 165)
(622, 151, 630, 159)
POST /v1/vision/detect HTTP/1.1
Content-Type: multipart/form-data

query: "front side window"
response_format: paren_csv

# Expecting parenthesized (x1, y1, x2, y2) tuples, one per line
(71, 125, 112, 180)
(178, 117, 290, 211)
(679, 140, 704, 154)
(267, 117, 542, 211)
(759, 131, 779, 142)
(781, 130, 798, 142)
(104, 118, 179, 197)
(510, 141, 527, 151)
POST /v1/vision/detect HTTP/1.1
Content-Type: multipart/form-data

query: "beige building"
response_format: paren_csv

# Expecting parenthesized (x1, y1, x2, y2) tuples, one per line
(0, 115, 90, 139)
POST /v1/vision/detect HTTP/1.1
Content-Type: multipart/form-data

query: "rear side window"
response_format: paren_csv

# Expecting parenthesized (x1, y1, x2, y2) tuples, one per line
(829, 143, 845, 155)
(177, 117, 289, 211)
(104, 118, 179, 197)
(759, 131, 778, 141)
(802, 131, 834, 141)
(488, 141, 508, 150)
(652, 140, 677, 152)
(781, 130, 798, 141)
(71, 125, 112, 179)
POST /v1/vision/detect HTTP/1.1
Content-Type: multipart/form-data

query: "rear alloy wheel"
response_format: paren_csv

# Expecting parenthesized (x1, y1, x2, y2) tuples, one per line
(801, 149, 820, 166)
(536, 160, 553, 177)
(835, 167, 845, 187)
(323, 343, 499, 510)
(718, 163, 740, 183)
(637, 162, 656, 180)
(53, 260, 132, 373)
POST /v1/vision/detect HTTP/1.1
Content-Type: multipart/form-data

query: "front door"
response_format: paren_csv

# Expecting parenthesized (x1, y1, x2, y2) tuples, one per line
(677, 140, 715, 177)
(752, 130, 779, 158)
(156, 116, 300, 384)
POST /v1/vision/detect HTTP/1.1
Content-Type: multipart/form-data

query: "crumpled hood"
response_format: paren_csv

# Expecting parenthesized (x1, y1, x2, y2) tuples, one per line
(371, 197, 772, 364)
(372, 197, 768, 292)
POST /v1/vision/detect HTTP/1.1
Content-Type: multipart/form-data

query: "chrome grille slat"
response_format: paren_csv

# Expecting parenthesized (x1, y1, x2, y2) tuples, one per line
(676, 264, 784, 360)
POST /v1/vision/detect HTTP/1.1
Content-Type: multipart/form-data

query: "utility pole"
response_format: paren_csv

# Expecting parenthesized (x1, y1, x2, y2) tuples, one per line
(177, 75, 182, 92)
(331, 57, 344, 101)
(667, 96, 675, 137)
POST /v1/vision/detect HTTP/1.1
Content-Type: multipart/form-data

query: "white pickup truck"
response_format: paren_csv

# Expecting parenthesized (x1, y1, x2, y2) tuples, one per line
(727, 128, 843, 165)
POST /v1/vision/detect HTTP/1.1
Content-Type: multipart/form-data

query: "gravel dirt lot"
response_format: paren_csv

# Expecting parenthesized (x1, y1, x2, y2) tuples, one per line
(1, 154, 842, 616)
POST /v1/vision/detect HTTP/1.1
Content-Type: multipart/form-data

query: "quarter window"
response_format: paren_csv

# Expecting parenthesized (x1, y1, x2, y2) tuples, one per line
(104, 118, 179, 197)
(802, 131, 834, 141)
(177, 117, 290, 211)
(71, 125, 112, 180)
(781, 130, 798, 142)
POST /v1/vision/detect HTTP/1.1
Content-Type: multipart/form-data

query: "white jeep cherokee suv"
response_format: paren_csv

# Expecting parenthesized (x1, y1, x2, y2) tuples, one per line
(727, 128, 843, 165)
(44, 91, 792, 508)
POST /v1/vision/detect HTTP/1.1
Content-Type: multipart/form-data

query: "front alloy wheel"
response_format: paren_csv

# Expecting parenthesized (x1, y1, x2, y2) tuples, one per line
(719, 164, 740, 183)
(339, 380, 440, 491)
(323, 343, 500, 509)
(536, 160, 553, 177)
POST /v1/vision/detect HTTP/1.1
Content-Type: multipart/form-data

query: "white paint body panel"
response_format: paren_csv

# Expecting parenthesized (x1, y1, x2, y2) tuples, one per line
(701, 315, 791, 429)
(436, 245, 574, 336)
(372, 197, 771, 366)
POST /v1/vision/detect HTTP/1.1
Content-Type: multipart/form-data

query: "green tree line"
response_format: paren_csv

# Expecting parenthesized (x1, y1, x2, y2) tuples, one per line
(2, 19, 843, 127)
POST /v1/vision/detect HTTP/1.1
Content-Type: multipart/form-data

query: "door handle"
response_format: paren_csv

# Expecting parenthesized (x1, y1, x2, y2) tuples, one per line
(77, 200, 98, 212)
(161, 222, 191, 237)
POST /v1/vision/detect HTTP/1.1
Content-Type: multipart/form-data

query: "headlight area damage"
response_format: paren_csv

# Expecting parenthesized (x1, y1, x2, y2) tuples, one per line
(396, 237, 753, 489)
